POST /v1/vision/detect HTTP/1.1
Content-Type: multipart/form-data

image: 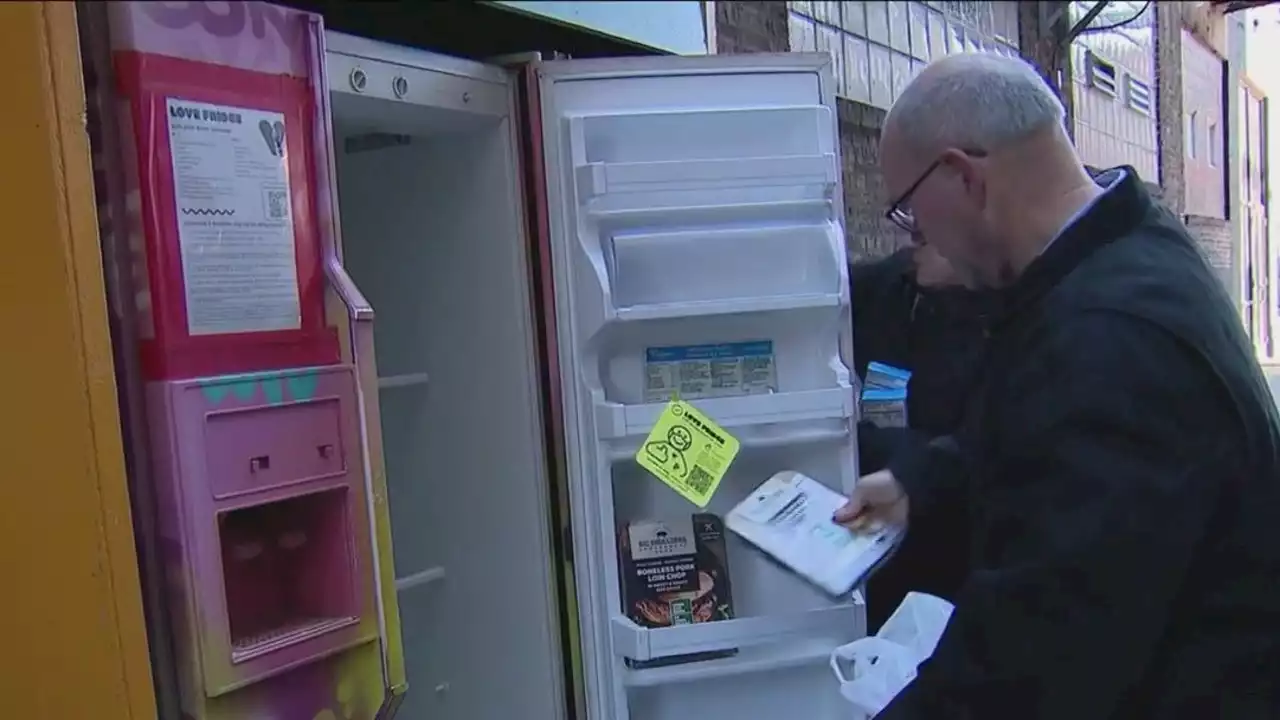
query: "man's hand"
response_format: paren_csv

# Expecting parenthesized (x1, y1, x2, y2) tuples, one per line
(833, 469, 910, 530)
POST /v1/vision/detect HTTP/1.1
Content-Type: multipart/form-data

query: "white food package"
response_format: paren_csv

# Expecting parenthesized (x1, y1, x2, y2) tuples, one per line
(830, 591, 955, 718)
(726, 470, 904, 597)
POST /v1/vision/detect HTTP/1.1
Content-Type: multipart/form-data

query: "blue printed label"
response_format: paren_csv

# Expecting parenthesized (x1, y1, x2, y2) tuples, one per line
(644, 341, 777, 403)
(865, 361, 911, 390)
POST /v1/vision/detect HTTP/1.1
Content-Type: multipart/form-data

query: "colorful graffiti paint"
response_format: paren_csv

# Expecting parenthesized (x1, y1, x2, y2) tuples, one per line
(148, 365, 387, 719)
(198, 366, 323, 405)
(91, 2, 406, 716)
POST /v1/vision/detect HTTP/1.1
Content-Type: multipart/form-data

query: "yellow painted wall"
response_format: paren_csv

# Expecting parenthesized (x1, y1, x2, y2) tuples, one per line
(0, 3, 157, 718)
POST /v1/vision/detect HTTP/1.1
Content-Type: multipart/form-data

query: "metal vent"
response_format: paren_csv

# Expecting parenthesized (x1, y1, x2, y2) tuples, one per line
(1125, 75, 1152, 116)
(1086, 50, 1118, 98)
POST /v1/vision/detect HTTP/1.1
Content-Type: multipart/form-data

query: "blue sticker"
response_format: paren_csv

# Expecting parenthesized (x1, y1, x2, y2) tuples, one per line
(644, 341, 777, 403)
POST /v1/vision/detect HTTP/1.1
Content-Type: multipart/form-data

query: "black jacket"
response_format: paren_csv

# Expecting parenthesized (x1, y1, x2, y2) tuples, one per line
(850, 250, 990, 629)
(850, 249, 989, 470)
(881, 169, 1280, 719)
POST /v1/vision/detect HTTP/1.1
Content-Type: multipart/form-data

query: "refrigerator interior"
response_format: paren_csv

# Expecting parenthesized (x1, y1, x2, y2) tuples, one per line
(538, 56, 864, 719)
(328, 41, 565, 720)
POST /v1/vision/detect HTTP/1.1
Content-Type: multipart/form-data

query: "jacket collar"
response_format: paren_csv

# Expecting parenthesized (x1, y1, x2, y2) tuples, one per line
(993, 165, 1150, 328)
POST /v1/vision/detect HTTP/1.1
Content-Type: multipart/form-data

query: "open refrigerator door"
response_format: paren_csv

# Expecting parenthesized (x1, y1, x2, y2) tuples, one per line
(533, 53, 863, 720)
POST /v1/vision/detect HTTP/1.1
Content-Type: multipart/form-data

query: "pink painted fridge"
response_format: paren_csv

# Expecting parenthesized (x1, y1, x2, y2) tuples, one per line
(88, 2, 866, 719)
(83, 3, 407, 719)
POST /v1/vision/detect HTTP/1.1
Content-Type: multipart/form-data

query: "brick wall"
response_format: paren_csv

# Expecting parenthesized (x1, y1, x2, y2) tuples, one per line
(1186, 214, 1235, 289)
(1018, 1, 1073, 111)
(837, 97, 910, 260)
(713, 1, 788, 54)
(1157, 4, 1188, 215)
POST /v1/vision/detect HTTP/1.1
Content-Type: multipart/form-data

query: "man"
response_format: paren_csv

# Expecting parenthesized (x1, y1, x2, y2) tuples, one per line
(852, 242, 987, 463)
(835, 53, 1280, 718)
(850, 243, 988, 630)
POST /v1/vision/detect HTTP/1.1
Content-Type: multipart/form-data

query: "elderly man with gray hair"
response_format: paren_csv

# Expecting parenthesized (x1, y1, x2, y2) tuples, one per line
(835, 53, 1280, 718)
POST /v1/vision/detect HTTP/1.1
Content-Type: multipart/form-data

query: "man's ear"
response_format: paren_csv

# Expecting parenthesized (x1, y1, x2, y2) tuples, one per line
(940, 148, 986, 202)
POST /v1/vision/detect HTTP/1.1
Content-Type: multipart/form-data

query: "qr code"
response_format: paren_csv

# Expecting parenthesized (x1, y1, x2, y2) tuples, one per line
(685, 465, 716, 495)
(266, 189, 289, 220)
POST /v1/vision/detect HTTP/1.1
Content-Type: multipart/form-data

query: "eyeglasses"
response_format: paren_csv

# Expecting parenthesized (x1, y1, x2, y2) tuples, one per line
(884, 148, 988, 234)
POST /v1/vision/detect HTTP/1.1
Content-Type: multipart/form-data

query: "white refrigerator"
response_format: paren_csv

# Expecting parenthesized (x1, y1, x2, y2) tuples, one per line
(324, 29, 863, 720)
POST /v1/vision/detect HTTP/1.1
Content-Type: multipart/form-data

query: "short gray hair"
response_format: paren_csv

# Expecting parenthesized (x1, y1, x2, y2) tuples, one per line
(886, 53, 1066, 154)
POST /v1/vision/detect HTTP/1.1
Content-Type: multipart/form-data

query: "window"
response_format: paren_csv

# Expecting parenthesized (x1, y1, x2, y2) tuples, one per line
(1208, 122, 1219, 167)
(1187, 111, 1199, 159)
(1261, 96, 1270, 206)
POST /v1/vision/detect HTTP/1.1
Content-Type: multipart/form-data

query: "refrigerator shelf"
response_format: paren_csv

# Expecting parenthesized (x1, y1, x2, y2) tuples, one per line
(377, 372, 430, 389)
(606, 222, 845, 320)
(589, 198, 832, 224)
(594, 387, 854, 440)
(623, 637, 843, 688)
(610, 604, 856, 663)
(575, 154, 837, 218)
(393, 565, 445, 593)
(606, 423, 848, 461)
(611, 293, 841, 323)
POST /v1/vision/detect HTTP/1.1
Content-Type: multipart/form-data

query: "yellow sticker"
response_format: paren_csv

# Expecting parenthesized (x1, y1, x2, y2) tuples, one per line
(636, 399, 740, 508)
